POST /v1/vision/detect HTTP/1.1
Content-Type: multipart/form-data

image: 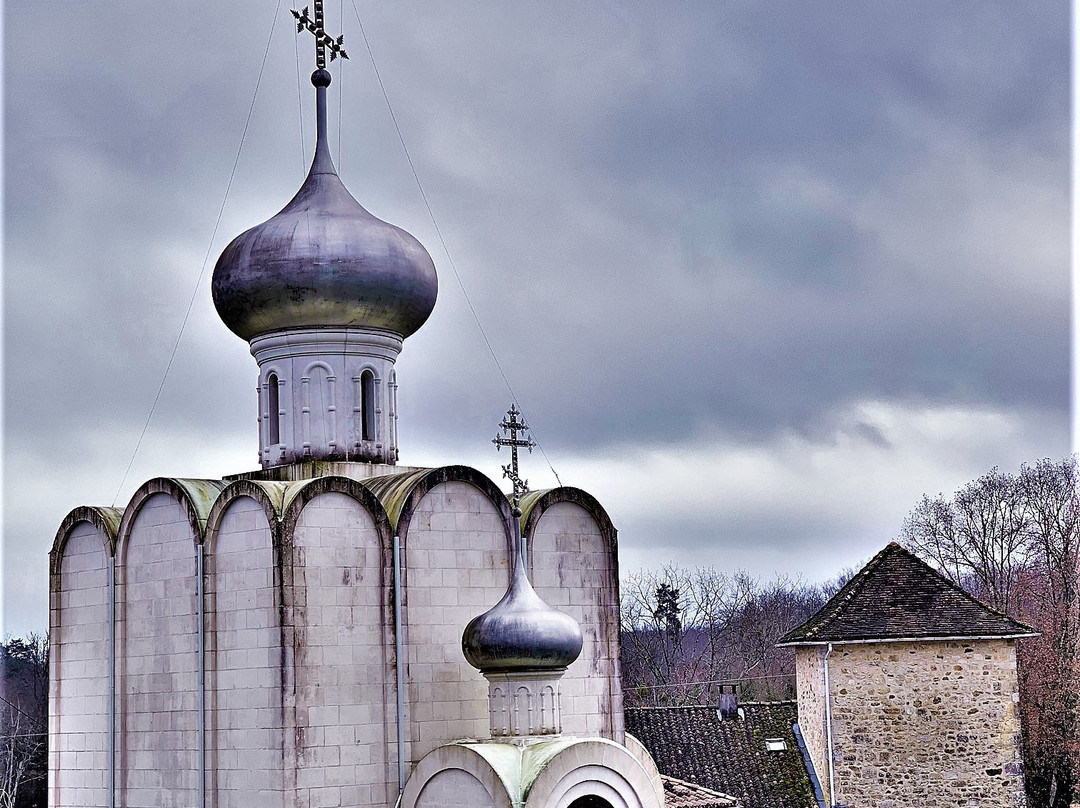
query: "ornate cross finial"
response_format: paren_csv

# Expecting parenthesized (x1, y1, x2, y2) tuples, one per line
(493, 404, 536, 506)
(292, 3, 349, 69)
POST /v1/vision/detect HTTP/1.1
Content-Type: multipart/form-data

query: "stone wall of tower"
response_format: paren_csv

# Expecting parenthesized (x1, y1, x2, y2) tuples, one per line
(795, 639, 1027, 808)
(793, 646, 828, 801)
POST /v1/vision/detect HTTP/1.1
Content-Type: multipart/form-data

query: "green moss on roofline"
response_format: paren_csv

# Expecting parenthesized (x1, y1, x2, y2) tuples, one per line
(169, 478, 227, 529)
(360, 468, 437, 532)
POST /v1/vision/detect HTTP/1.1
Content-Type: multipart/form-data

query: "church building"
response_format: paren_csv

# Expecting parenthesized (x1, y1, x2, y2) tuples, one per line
(48, 10, 665, 808)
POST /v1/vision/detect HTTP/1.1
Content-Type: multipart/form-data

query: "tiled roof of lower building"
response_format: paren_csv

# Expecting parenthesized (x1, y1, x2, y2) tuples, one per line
(626, 702, 816, 808)
(777, 542, 1039, 645)
(661, 774, 740, 808)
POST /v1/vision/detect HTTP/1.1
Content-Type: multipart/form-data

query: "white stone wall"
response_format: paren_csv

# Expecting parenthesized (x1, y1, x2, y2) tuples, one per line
(206, 495, 283, 807)
(117, 493, 199, 808)
(50, 467, 628, 808)
(403, 481, 511, 761)
(484, 671, 565, 737)
(51, 522, 110, 808)
(528, 501, 621, 740)
(291, 491, 397, 807)
(415, 768, 496, 808)
(251, 328, 402, 467)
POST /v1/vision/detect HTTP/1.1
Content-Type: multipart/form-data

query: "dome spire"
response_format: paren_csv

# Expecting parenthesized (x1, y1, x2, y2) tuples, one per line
(310, 68, 336, 175)
(462, 411, 582, 738)
(211, 5, 437, 469)
(292, 3, 348, 176)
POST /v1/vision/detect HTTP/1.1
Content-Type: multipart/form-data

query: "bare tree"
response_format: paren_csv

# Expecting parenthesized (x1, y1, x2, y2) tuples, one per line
(901, 457, 1080, 808)
(1015, 458, 1080, 808)
(0, 710, 45, 808)
(0, 634, 48, 808)
(901, 467, 1029, 615)
(620, 566, 705, 705)
(620, 566, 822, 706)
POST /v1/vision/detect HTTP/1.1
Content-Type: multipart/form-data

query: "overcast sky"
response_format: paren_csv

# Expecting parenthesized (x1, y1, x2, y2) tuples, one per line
(2, 2, 1071, 636)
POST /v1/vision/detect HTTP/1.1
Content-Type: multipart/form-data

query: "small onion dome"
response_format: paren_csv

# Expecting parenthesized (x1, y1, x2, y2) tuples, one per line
(212, 133, 438, 341)
(462, 540, 583, 674)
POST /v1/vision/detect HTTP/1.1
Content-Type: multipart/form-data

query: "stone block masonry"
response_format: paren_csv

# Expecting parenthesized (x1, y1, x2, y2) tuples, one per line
(797, 639, 1027, 808)
(50, 466, 625, 808)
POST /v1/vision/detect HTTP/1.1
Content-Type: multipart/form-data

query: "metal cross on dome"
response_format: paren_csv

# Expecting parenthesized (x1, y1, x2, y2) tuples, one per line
(493, 404, 536, 506)
(292, 2, 349, 69)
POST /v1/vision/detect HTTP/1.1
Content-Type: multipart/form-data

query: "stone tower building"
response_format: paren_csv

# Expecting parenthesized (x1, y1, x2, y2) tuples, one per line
(778, 542, 1037, 808)
(48, 12, 663, 808)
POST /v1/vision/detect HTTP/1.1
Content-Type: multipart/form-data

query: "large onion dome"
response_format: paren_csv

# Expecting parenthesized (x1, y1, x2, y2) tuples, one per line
(462, 510, 583, 673)
(212, 70, 437, 342)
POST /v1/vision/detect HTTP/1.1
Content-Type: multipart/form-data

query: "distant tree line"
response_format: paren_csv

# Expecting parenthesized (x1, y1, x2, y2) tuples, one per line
(0, 633, 47, 808)
(620, 455, 1079, 808)
(619, 565, 852, 706)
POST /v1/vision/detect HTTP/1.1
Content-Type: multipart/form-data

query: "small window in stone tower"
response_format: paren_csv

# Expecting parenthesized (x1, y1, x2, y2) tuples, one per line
(361, 370, 375, 441)
(267, 373, 280, 445)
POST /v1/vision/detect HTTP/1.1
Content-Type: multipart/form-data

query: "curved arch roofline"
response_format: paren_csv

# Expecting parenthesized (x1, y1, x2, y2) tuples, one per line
(50, 505, 124, 574)
(279, 474, 395, 545)
(203, 479, 291, 554)
(115, 477, 226, 554)
(520, 486, 618, 553)
(362, 464, 514, 545)
(58, 464, 531, 561)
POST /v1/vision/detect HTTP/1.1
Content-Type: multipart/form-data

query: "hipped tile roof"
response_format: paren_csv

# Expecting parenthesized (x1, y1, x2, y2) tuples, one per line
(777, 542, 1038, 646)
(626, 702, 816, 808)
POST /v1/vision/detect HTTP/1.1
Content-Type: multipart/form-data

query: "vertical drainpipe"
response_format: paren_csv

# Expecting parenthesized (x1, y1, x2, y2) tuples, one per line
(107, 555, 116, 808)
(197, 544, 206, 808)
(393, 535, 406, 799)
(823, 643, 836, 807)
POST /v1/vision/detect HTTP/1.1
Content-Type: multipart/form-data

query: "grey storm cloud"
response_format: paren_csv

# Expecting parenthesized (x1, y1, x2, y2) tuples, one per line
(2, 1, 1070, 634)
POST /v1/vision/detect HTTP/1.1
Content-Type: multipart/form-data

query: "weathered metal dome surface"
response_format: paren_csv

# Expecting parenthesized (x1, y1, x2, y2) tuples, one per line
(212, 116, 437, 341)
(462, 516, 583, 673)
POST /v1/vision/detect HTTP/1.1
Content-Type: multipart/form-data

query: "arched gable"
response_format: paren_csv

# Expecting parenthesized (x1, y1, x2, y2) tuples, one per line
(50, 508, 116, 808)
(402, 744, 514, 808)
(281, 474, 393, 544)
(523, 739, 664, 808)
(382, 466, 515, 761)
(364, 465, 514, 546)
(203, 479, 288, 554)
(114, 478, 220, 806)
(280, 474, 397, 806)
(520, 487, 618, 561)
(50, 505, 123, 575)
(203, 480, 287, 808)
(116, 477, 225, 554)
(520, 488, 622, 743)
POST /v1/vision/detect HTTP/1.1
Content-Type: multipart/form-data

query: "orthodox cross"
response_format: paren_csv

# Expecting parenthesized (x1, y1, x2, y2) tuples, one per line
(292, 3, 349, 69)
(493, 404, 536, 506)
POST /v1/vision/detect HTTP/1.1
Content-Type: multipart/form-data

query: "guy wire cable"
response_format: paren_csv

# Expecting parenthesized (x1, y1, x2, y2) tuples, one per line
(349, 1, 563, 486)
(111, 1, 284, 507)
